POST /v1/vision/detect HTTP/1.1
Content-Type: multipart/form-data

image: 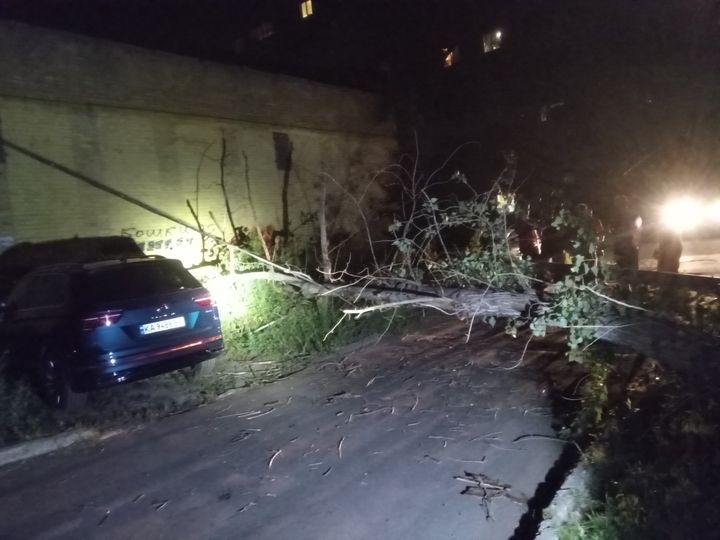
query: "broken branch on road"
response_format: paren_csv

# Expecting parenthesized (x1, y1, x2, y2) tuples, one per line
(455, 471, 527, 520)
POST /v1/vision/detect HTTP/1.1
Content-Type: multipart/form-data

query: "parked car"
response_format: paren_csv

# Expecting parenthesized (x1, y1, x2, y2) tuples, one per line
(0, 257, 223, 410)
(0, 236, 145, 301)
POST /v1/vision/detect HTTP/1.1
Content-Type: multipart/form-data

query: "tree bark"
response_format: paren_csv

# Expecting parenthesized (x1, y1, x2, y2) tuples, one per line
(236, 271, 536, 318)
(318, 179, 332, 281)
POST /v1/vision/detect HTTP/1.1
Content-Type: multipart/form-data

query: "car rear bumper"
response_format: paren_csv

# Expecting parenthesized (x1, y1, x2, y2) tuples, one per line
(70, 334, 224, 391)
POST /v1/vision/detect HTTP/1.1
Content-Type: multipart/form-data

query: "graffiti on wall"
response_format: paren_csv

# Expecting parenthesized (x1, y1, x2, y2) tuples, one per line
(120, 225, 200, 265)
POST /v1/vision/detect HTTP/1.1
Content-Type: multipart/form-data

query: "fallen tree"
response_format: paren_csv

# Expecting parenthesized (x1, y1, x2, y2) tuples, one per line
(238, 266, 720, 378)
(239, 159, 720, 378)
(8, 135, 717, 375)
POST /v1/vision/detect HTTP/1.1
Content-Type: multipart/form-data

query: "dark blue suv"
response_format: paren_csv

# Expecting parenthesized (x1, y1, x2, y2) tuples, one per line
(0, 258, 224, 410)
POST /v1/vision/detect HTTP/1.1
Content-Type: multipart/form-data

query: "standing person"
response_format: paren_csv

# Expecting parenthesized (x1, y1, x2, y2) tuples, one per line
(655, 229, 683, 273)
(612, 195, 642, 269)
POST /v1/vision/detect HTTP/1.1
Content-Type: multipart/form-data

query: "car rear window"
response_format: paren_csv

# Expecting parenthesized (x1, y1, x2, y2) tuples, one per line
(84, 260, 201, 303)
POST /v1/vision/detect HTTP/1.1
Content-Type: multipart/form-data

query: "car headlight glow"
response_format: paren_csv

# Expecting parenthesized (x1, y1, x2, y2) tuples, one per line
(707, 200, 720, 223)
(660, 197, 704, 232)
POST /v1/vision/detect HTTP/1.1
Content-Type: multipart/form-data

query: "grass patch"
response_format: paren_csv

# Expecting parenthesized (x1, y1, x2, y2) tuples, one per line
(0, 373, 59, 445)
(221, 281, 402, 359)
(558, 504, 634, 540)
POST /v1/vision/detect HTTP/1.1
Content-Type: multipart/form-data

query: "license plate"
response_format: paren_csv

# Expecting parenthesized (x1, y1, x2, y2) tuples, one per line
(139, 316, 186, 335)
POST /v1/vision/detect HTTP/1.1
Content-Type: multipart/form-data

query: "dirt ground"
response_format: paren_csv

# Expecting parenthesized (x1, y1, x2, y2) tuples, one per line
(0, 320, 582, 540)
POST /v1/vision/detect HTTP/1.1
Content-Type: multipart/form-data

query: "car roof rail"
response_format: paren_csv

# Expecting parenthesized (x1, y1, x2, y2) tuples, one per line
(83, 255, 171, 269)
(27, 262, 85, 273)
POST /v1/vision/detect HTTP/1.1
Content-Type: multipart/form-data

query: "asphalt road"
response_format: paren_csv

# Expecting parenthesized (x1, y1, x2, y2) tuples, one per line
(639, 238, 720, 276)
(0, 322, 575, 540)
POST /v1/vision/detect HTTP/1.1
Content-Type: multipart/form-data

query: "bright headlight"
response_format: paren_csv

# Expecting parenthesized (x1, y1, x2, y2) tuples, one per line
(660, 197, 703, 232)
(706, 200, 720, 223)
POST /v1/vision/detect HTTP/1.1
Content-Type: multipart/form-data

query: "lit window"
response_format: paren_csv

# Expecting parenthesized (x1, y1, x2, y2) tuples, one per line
(483, 28, 503, 53)
(443, 46, 459, 68)
(300, 0, 313, 18)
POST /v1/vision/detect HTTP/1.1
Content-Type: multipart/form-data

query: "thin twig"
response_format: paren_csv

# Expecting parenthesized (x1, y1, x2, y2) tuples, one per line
(322, 172, 380, 271)
(337, 436, 345, 460)
(583, 287, 649, 312)
(411, 393, 419, 412)
(246, 407, 276, 420)
(500, 333, 534, 370)
(513, 434, 583, 456)
(268, 449, 282, 469)
(323, 313, 348, 341)
(466, 308, 480, 344)
(375, 308, 398, 345)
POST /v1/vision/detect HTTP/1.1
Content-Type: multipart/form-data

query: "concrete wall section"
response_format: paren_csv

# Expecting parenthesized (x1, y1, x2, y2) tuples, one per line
(0, 22, 391, 137)
(0, 23, 397, 265)
(0, 96, 394, 264)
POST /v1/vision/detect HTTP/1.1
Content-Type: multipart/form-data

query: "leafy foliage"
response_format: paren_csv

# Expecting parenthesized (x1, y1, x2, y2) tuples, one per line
(529, 206, 612, 351)
(387, 168, 532, 290)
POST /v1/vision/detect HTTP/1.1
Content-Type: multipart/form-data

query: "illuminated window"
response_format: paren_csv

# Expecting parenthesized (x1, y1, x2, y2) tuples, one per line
(483, 28, 503, 53)
(443, 46, 459, 68)
(300, 0, 313, 18)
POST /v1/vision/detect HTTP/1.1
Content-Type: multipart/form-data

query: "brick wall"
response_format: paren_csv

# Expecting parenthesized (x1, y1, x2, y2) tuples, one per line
(0, 22, 396, 265)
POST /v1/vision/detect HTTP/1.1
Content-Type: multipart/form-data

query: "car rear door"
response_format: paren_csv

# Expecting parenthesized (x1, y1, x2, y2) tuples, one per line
(0, 271, 73, 362)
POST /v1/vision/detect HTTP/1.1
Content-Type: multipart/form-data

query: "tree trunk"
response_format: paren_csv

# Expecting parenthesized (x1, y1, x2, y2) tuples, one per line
(236, 271, 536, 318)
(318, 179, 332, 281)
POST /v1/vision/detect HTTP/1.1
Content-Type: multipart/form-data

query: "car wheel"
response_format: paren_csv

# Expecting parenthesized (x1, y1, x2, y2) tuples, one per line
(41, 355, 87, 412)
(189, 357, 216, 378)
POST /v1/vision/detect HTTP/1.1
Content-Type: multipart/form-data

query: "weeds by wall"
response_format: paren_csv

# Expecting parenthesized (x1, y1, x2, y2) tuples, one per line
(0, 375, 59, 445)
(221, 281, 397, 360)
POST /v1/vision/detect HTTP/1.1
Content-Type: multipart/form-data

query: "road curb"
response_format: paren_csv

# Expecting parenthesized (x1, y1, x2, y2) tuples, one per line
(536, 463, 590, 539)
(0, 429, 100, 468)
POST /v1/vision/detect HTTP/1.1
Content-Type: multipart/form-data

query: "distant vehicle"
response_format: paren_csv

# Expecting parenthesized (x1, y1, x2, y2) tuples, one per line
(0, 258, 223, 410)
(659, 196, 720, 235)
(0, 236, 145, 301)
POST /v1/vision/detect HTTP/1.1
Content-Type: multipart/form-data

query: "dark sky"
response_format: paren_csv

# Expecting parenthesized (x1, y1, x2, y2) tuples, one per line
(3, 0, 719, 203)
(0, 0, 512, 88)
(2, 1, 714, 90)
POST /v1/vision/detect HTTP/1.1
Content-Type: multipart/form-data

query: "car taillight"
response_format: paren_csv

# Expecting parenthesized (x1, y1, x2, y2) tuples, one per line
(193, 295, 215, 308)
(82, 310, 124, 331)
